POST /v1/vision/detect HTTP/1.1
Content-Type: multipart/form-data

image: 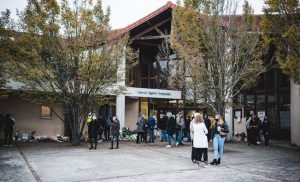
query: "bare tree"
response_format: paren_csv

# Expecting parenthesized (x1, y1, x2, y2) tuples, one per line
(170, 0, 270, 117)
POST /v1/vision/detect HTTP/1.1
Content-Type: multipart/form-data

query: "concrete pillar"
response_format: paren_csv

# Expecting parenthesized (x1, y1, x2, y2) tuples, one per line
(225, 106, 233, 141)
(116, 46, 126, 132)
(291, 80, 300, 147)
(116, 95, 126, 131)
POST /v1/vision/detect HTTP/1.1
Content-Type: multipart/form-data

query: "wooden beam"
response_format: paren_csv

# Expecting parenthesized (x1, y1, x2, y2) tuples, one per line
(147, 21, 165, 36)
(133, 35, 170, 41)
(130, 17, 171, 41)
(134, 41, 159, 47)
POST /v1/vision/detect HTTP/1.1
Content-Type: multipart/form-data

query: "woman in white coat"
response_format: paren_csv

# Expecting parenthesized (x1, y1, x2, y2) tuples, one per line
(190, 113, 208, 167)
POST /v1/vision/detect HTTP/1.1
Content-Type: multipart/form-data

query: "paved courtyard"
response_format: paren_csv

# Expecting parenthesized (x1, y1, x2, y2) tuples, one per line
(1, 141, 300, 182)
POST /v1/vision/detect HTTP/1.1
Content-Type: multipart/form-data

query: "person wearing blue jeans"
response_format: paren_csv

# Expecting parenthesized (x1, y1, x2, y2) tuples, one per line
(210, 115, 229, 165)
(161, 129, 167, 142)
(213, 134, 225, 159)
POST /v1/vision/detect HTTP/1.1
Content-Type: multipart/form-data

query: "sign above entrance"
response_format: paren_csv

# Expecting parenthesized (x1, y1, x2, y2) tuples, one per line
(125, 87, 181, 99)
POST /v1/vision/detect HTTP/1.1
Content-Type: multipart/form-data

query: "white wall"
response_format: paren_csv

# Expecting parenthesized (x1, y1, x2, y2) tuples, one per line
(0, 96, 64, 138)
(291, 80, 300, 147)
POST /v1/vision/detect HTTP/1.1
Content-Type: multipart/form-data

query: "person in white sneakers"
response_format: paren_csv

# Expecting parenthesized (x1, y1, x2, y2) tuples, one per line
(190, 113, 208, 167)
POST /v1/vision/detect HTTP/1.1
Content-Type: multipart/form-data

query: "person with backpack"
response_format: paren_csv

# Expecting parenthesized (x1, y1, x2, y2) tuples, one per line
(3, 114, 15, 147)
(147, 113, 156, 143)
(109, 116, 120, 149)
(166, 115, 177, 148)
(210, 115, 229, 165)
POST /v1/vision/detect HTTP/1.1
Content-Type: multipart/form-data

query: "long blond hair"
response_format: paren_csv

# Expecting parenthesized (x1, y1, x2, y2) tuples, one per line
(194, 113, 203, 124)
(216, 115, 224, 125)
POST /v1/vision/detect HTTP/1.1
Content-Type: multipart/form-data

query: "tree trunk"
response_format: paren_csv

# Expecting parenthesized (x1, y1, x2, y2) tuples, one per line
(68, 106, 82, 146)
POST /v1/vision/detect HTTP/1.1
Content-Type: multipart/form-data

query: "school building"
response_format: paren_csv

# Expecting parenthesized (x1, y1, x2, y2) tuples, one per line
(0, 2, 299, 147)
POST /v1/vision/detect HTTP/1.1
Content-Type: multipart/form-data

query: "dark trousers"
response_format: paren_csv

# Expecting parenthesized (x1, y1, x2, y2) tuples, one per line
(207, 131, 211, 141)
(104, 128, 110, 140)
(193, 148, 208, 162)
(148, 128, 154, 143)
(246, 129, 250, 144)
(4, 129, 13, 145)
(264, 134, 269, 146)
(111, 136, 119, 148)
(89, 134, 98, 149)
(250, 128, 258, 145)
(136, 132, 146, 143)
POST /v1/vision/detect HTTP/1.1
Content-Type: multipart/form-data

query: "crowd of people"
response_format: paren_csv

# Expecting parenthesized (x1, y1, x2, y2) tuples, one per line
(246, 111, 270, 147)
(134, 111, 230, 167)
(86, 110, 120, 150)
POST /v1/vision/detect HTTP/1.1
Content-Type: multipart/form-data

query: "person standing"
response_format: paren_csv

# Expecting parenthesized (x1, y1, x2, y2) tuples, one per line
(104, 116, 112, 141)
(158, 115, 167, 142)
(249, 115, 259, 146)
(110, 116, 120, 149)
(190, 113, 208, 167)
(0, 114, 4, 144)
(166, 115, 177, 148)
(210, 115, 229, 165)
(147, 113, 156, 143)
(87, 110, 98, 150)
(4, 114, 15, 147)
(98, 115, 106, 142)
(136, 113, 145, 144)
(261, 116, 270, 147)
(176, 111, 185, 146)
(246, 111, 254, 145)
(185, 116, 192, 142)
(204, 115, 211, 141)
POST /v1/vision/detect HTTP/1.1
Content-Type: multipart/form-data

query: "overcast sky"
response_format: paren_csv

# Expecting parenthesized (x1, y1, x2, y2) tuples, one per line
(0, 0, 265, 29)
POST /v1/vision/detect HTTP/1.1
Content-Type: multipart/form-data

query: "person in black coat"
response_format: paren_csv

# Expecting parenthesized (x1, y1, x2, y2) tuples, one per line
(204, 115, 211, 141)
(110, 116, 120, 149)
(185, 116, 192, 142)
(4, 114, 15, 146)
(249, 115, 259, 146)
(261, 116, 270, 146)
(98, 115, 107, 141)
(165, 115, 177, 148)
(87, 111, 100, 149)
(157, 116, 167, 142)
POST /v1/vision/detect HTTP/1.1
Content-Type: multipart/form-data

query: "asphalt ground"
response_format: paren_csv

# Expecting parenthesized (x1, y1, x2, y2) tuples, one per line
(0, 140, 299, 182)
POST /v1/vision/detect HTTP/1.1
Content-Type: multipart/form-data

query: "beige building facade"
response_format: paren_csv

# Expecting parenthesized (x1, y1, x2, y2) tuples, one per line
(0, 95, 64, 139)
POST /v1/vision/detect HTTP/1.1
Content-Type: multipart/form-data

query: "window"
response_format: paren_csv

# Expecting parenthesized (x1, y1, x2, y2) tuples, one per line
(40, 106, 52, 119)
